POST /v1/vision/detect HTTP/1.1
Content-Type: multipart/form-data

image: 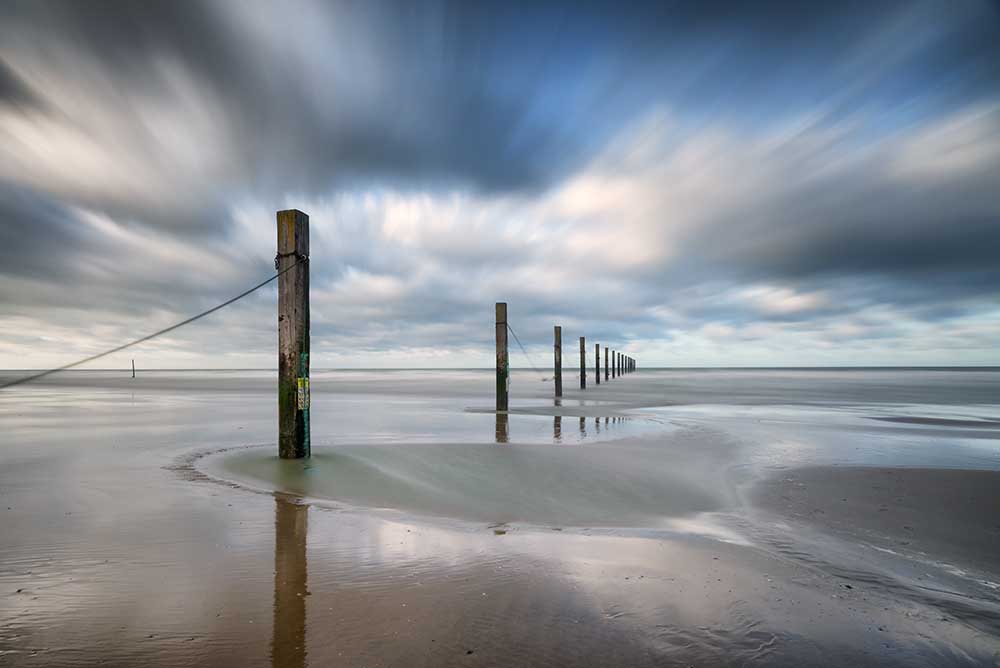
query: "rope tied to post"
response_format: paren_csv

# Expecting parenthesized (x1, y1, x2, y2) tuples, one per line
(0, 258, 306, 390)
(275, 251, 309, 270)
(506, 322, 550, 382)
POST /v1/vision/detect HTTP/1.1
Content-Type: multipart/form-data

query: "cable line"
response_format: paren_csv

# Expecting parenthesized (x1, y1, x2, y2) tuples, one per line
(506, 322, 549, 382)
(0, 259, 305, 390)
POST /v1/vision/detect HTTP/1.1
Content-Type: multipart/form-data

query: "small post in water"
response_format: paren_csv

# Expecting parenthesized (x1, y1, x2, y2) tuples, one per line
(579, 336, 586, 390)
(554, 325, 563, 397)
(277, 209, 310, 460)
(612, 350, 616, 379)
(131, 359, 135, 379)
(496, 302, 509, 413)
(605, 346, 609, 380)
(595, 343, 600, 385)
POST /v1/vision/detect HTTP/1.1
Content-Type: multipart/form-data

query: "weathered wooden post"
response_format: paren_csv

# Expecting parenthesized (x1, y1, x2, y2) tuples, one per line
(579, 336, 586, 390)
(131, 359, 135, 379)
(554, 326, 563, 397)
(496, 303, 509, 412)
(605, 346, 609, 381)
(595, 343, 600, 385)
(612, 350, 616, 378)
(277, 209, 310, 459)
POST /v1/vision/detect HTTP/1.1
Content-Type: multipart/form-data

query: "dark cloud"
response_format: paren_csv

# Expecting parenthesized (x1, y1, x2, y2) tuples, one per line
(0, 1, 999, 365)
(0, 57, 41, 109)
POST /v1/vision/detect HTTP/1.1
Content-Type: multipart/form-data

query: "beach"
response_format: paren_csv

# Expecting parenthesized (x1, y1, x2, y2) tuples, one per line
(1, 368, 999, 666)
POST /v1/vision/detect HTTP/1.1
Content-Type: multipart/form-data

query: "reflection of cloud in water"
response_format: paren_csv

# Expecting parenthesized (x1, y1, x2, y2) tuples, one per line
(204, 426, 736, 529)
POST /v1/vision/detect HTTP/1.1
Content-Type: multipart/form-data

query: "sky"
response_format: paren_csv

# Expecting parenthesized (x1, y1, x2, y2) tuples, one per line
(1, 0, 999, 369)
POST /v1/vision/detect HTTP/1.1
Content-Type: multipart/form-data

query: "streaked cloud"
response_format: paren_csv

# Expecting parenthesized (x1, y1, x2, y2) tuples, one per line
(0, 1, 998, 369)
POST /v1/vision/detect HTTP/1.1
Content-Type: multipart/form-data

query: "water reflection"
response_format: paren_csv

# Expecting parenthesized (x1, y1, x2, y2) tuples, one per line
(272, 494, 308, 668)
(495, 412, 509, 444)
(553, 415, 562, 442)
(579, 416, 586, 437)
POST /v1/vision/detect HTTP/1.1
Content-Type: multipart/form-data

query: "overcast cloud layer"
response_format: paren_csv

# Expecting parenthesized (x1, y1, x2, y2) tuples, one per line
(1, 0, 999, 369)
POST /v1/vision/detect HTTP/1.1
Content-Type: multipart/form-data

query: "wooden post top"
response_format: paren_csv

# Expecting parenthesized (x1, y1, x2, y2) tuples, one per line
(496, 302, 507, 322)
(277, 209, 309, 255)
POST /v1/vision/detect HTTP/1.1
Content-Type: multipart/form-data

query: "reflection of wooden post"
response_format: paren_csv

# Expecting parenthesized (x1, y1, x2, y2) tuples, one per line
(495, 413, 509, 444)
(277, 209, 310, 459)
(595, 344, 600, 385)
(604, 346, 609, 381)
(496, 303, 508, 412)
(272, 495, 308, 668)
(554, 414, 562, 441)
(579, 336, 586, 390)
(553, 326, 562, 397)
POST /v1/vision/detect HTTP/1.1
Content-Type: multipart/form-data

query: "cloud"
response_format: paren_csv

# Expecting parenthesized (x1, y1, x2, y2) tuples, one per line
(0, 1, 998, 368)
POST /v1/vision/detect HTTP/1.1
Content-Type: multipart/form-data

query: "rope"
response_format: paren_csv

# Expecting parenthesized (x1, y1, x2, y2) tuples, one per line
(0, 259, 306, 390)
(506, 323, 549, 382)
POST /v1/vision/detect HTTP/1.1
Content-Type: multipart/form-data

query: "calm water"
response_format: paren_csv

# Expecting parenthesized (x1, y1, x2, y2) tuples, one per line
(1, 368, 999, 666)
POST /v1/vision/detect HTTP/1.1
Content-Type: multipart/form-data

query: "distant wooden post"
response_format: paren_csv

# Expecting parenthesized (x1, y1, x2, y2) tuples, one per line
(554, 326, 563, 397)
(595, 343, 600, 385)
(579, 336, 586, 389)
(604, 346, 609, 381)
(131, 359, 135, 379)
(612, 350, 616, 378)
(496, 303, 509, 412)
(277, 209, 310, 460)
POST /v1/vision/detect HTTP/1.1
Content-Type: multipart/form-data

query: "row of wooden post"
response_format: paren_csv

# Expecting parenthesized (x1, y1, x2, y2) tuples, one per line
(273, 213, 638, 460)
(496, 302, 637, 410)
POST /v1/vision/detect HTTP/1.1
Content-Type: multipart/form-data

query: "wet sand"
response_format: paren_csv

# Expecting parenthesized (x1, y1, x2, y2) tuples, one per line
(2, 368, 1000, 666)
(751, 466, 1000, 576)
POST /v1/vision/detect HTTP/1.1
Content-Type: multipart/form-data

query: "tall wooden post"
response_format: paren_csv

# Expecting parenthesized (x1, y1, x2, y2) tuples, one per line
(595, 343, 600, 385)
(496, 303, 509, 412)
(605, 347, 609, 380)
(277, 209, 310, 459)
(612, 350, 616, 378)
(554, 326, 563, 397)
(131, 359, 135, 379)
(579, 336, 586, 389)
